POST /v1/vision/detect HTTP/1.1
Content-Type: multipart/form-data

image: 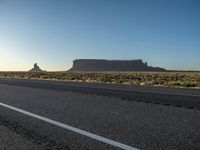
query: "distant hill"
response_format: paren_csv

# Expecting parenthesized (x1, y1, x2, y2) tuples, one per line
(68, 59, 166, 72)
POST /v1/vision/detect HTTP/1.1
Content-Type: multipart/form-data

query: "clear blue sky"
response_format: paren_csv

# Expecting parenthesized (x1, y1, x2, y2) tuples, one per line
(0, 0, 199, 71)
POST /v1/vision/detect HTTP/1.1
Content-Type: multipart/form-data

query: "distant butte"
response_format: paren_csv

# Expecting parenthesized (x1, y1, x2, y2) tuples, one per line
(29, 63, 45, 72)
(68, 59, 166, 72)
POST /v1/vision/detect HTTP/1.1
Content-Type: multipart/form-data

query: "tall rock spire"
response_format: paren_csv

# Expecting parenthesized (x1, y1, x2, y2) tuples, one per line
(29, 63, 44, 72)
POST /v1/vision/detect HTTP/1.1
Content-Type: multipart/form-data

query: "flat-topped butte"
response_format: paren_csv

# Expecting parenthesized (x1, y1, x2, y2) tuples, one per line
(69, 59, 166, 72)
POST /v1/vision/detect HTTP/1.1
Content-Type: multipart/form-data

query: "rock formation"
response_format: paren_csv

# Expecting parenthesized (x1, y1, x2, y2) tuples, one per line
(29, 63, 44, 72)
(68, 59, 166, 72)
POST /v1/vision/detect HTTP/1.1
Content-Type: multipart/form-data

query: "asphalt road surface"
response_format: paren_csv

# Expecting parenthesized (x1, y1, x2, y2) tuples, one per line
(0, 78, 200, 150)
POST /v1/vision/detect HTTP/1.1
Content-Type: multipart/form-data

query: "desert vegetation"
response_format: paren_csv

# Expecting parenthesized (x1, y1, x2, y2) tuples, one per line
(0, 72, 200, 89)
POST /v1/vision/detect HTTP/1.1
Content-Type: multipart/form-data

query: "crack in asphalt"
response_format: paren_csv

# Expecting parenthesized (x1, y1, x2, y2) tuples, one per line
(77, 92, 199, 111)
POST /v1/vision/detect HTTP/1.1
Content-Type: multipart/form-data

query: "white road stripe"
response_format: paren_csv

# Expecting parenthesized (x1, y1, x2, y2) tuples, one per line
(0, 102, 139, 150)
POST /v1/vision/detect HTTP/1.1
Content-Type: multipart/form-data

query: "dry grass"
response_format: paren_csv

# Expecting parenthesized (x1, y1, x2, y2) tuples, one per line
(0, 71, 200, 89)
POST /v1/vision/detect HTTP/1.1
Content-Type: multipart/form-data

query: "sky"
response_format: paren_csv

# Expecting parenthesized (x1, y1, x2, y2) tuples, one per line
(0, 0, 200, 71)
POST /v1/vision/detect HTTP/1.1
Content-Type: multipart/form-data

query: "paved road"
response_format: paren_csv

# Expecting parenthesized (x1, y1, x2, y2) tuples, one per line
(0, 78, 200, 150)
(0, 78, 200, 110)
